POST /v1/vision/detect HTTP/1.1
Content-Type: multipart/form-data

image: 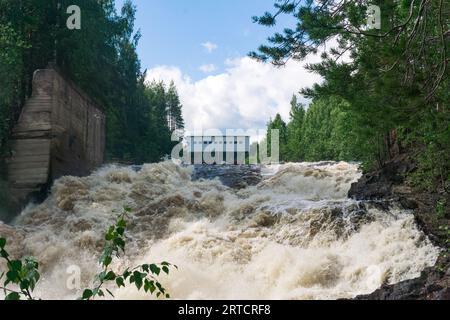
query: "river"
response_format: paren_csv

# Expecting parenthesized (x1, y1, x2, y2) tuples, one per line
(0, 161, 440, 299)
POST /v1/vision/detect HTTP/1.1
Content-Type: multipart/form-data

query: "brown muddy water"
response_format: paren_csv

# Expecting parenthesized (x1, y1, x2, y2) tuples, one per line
(0, 162, 440, 299)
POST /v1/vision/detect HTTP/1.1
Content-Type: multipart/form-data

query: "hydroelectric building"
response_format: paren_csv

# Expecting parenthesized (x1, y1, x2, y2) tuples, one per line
(185, 135, 250, 165)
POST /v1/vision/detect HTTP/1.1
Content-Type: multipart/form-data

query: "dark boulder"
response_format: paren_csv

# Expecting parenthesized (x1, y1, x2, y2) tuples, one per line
(355, 255, 450, 300)
(348, 154, 415, 200)
(351, 153, 450, 300)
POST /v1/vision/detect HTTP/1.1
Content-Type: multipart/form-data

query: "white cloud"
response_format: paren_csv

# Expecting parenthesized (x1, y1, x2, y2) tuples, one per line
(146, 54, 323, 138)
(201, 41, 218, 53)
(199, 64, 217, 73)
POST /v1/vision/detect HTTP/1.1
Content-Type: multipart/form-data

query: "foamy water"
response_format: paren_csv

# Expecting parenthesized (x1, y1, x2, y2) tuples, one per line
(0, 161, 440, 300)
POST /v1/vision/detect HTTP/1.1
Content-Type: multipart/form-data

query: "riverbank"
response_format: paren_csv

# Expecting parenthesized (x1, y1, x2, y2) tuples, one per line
(2, 161, 440, 300)
(349, 154, 450, 300)
(0, 161, 446, 300)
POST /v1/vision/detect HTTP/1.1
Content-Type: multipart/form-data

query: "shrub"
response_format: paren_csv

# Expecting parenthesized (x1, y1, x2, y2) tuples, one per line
(0, 207, 176, 300)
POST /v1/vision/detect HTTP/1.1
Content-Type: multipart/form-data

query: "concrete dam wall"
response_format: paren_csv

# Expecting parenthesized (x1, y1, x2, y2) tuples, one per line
(7, 68, 105, 202)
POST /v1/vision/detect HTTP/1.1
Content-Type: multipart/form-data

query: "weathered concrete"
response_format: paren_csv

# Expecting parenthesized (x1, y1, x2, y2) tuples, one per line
(7, 68, 105, 202)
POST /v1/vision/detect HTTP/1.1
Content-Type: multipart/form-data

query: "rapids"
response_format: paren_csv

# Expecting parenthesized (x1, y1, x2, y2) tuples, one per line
(0, 161, 440, 300)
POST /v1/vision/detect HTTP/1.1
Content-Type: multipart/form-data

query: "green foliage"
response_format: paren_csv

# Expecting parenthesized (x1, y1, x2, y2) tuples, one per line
(0, 176, 13, 222)
(436, 199, 447, 219)
(166, 81, 185, 133)
(404, 112, 450, 192)
(286, 95, 305, 161)
(266, 114, 288, 161)
(254, 0, 449, 187)
(0, 22, 28, 156)
(438, 225, 450, 249)
(82, 207, 176, 300)
(134, 81, 184, 163)
(0, 207, 176, 300)
(267, 95, 376, 166)
(0, 0, 184, 163)
(0, 237, 40, 300)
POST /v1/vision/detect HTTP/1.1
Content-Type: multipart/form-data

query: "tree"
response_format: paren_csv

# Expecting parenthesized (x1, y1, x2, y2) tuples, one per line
(166, 81, 185, 133)
(266, 114, 288, 161)
(144, 81, 173, 162)
(252, 0, 449, 190)
(286, 95, 305, 161)
(301, 98, 334, 161)
(0, 0, 185, 165)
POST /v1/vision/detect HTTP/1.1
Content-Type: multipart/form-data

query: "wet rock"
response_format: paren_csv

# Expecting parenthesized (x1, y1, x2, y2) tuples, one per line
(58, 198, 74, 211)
(165, 194, 186, 207)
(253, 212, 278, 227)
(192, 165, 262, 189)
(399, 197, 419, 210)
(356, 255, 450, 300)
(348, 172, 393, 200)
(193, 191, 202, 198)
(363, 200, 391, 212)
(106, 171, 132, 184)
(351, 153, 450, 300)
(348, 154, 414, 200)
(136, 194, 187, 216)
(69, 219, 92, 232)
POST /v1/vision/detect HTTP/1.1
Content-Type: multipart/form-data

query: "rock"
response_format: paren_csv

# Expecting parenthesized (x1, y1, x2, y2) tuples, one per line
(192, 165, 262, 189)
(193, 191, 202, 198)
(348, 172, 392, 200)
(399, 197, 419, 210)
(106, 171, 132, 184)
(252, 212, 278, 227)
(69, 219, 92, 232)
(364, 200, 391, 212)
(392, 185, 413, 194)
(355, 260, 450, 300)
(351, 153, 450, 300)
(57, 198, 74, 211)
(348, 154, 414, 200)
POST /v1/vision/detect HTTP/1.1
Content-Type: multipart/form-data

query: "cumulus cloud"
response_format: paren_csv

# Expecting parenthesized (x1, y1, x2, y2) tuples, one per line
(201, 41, 218, 53)
(146, 54, 323, 137)
(199, 64, 217, 73)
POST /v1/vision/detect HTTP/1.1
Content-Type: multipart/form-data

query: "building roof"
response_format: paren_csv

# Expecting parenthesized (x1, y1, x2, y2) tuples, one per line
(186, 135, 250, 138)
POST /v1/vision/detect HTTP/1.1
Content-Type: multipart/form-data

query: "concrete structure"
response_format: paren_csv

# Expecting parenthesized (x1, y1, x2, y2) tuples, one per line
(186, 135, 250, 164)
(7, 68, 105, 201)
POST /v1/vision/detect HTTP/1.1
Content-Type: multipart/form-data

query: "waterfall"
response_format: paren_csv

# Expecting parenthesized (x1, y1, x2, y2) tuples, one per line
(0, 161, 439, 300)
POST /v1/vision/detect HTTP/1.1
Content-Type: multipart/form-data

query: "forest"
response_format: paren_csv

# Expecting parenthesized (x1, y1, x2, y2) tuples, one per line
(0, 0, 184, 165)
(0, 0, 448, 302)
(257, 0, 449, 194)
(0, 0, 448, 196)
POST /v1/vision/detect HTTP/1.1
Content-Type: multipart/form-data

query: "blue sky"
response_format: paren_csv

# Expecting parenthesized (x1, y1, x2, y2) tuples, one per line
(113, 1, 323, 136)
(115, 0, 293, 80)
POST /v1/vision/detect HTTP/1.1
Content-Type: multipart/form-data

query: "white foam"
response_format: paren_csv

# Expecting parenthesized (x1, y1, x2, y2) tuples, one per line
(0, 161, 439, 300)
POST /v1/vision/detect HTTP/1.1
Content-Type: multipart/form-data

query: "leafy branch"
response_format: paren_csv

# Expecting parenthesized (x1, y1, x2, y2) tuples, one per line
(0, 207, 177, 300)
(81, 207, 177, 300)
(0, 238, 40, 300)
